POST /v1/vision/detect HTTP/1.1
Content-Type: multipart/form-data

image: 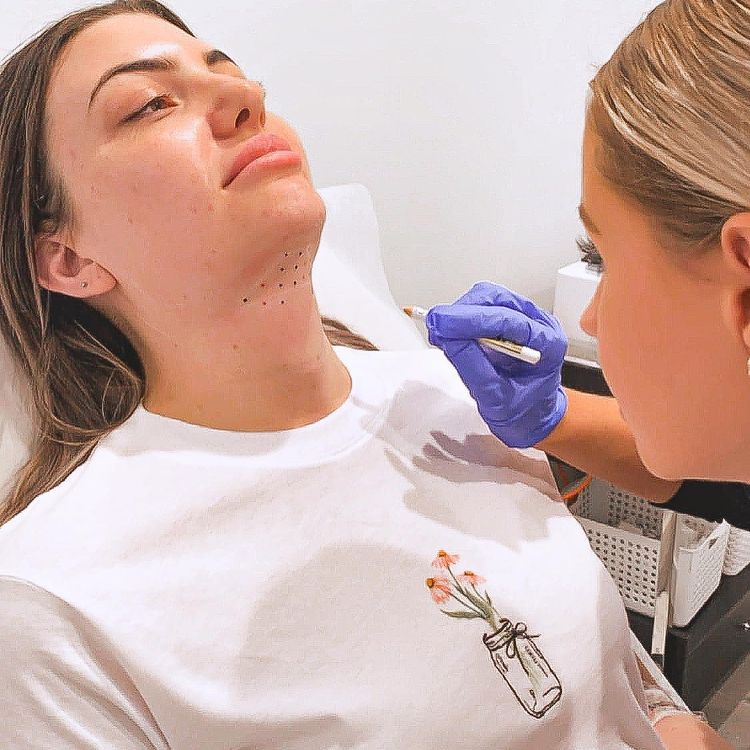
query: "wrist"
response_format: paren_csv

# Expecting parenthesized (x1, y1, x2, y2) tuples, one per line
(535, 389, 569, 452)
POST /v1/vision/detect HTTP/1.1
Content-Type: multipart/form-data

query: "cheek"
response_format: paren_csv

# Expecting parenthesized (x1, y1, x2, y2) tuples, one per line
(80, 132, 217, 267)
(112, 136, 211, 214)
(595, 272, 667, 417)
(595, 264, 725, 478)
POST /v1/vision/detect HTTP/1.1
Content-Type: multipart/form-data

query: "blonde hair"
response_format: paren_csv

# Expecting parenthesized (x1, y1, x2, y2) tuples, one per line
(589, 0, 750, 249)
(0, 1, 374, 526)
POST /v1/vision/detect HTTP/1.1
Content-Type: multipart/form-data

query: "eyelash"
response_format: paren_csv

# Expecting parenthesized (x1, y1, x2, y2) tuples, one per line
(125, 92, 176, 122)
(576, 235, 604, 269)
(123, 78, 265, 123)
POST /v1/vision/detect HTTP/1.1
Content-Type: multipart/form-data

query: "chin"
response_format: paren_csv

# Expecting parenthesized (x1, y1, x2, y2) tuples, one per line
(637, 435, 717, 484)
(632, 425, 685, 482)
(639, 451, 683, 483)
(250, 174, 326, 241)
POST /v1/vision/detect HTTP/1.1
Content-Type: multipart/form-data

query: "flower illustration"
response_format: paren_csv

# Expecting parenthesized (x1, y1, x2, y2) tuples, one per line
(432, 549, 460, 569)
(425, 576, 452, 604)
(424, 549, 563, 719)
(457, 570, 486, 587)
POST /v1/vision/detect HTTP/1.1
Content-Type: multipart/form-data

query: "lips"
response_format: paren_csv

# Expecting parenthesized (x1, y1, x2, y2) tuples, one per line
(224, 133, 295, 186)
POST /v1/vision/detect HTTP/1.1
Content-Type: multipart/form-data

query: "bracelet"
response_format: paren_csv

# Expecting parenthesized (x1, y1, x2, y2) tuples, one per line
(644, 687, 709, 727)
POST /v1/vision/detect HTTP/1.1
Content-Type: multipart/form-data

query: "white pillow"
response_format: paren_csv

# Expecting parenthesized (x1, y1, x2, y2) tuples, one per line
(0, 338, 32, 500)
(0, 183, 427, 496)
(314, 183, 428, 350)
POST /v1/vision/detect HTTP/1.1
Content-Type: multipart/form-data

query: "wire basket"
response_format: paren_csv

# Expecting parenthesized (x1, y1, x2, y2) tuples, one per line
(570, 479, 730, 627)
(723, 526, 750, 576)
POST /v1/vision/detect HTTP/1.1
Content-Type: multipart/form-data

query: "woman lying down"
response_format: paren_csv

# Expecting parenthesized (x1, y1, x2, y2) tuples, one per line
(0, 2, 700, 748)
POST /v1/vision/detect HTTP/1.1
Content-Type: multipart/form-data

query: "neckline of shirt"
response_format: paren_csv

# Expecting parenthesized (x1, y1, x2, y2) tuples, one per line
(111, 348, 389, 465)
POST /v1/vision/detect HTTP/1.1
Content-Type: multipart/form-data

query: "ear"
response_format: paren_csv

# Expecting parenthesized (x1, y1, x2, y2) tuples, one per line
(720, 213, 750, 351)
(35, 235, 116, 298)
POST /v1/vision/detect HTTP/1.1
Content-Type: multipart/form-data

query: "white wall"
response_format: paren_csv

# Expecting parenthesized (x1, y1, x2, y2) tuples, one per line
(2, 0, 659, 310)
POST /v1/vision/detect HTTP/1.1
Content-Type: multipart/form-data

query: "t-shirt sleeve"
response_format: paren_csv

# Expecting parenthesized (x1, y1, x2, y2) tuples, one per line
(651, 481, 750, 530)
(0, 576, 167, 750)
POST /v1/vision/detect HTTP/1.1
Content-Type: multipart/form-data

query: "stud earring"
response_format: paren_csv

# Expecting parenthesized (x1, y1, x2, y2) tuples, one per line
(81, 281, 88, 289)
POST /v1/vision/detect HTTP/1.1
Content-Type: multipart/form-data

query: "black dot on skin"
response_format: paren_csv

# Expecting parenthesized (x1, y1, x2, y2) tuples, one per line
(262, 301, 267, 306)
(279, 283, 283, 288)
(260, 283, 266, 288)
(280, 300, 285, 305)
(280, 267, 285, 272)
(294, 265, 298, 270)
(242, 297, 248, 303)
(299, 252, 303, 256)
(293, 281, 297, 286)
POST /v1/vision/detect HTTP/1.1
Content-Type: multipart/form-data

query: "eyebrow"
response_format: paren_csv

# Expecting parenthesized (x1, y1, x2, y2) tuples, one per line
(88, 48, 237, 111)
(578, 204, 600, 236)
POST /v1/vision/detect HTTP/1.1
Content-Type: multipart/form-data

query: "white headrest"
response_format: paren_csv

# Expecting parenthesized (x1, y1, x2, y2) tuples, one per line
(314, 183, 427, 350)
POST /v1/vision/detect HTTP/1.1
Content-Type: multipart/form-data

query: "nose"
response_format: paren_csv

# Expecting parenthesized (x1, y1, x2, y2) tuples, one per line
(580, 283, 600, 338)
(207, 78, 266, 140)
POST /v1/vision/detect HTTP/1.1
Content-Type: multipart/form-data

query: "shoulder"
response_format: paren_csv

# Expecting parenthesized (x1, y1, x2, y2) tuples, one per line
(0, 575, 89, 643)
(0, 459, 93, 580)
(0, 576, 115, 662)
(0, 576, 163, 749)
(0, 576, 106, 696)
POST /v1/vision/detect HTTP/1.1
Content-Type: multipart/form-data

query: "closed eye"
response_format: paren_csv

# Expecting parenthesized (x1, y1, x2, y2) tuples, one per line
(124, 93, 176, 123)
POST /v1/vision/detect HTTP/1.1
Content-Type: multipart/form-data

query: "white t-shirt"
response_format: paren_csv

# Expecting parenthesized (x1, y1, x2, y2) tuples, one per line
(0, 347, 664, 750)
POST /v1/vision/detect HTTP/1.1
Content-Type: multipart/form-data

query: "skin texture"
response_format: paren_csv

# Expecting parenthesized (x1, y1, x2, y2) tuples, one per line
(35, 12, 351, 431)
(578, 123, 750, 484)
(537, 388, 683, 502)
(654, 715, 736, 750)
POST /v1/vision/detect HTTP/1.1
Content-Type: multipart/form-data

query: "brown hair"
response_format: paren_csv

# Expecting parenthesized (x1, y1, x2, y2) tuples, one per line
(588, 0, 750, 251)
(0, 0, 374, 525)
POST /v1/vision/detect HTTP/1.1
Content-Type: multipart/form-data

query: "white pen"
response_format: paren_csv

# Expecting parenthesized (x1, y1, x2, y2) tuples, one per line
(403, 305, 542, 366)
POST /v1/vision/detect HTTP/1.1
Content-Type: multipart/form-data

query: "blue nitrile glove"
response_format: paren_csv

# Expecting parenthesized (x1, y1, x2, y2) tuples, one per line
(425, 281, 568, 449)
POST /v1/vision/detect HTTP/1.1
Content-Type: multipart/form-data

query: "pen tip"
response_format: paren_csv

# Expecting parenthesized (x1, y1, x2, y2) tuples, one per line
(403, 305, 428, 319)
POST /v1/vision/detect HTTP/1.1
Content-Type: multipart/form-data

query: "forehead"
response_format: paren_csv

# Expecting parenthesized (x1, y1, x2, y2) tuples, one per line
(48, 13, 198, 113)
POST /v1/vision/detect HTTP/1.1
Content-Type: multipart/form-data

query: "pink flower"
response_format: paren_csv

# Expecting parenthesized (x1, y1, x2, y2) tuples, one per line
(426, 576, 452, 604)
(457, 570, 486, 587)
(432, 550, 459, 569)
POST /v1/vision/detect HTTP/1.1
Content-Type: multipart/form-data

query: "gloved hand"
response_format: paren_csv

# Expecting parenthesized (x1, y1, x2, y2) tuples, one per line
(425, 281, 568, 449)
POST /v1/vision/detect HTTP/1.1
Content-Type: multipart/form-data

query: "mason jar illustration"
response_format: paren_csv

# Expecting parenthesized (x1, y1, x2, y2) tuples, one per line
(483, 619, 562, 719)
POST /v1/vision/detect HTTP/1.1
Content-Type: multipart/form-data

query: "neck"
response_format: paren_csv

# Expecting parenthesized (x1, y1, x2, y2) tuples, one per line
(139, 288, 352, 432)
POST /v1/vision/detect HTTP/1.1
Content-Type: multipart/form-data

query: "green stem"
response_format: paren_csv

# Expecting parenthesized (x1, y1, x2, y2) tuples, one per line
(446, 590, 487, 620)
(446, 566, 494, 622)
(471, 583, 500, 631)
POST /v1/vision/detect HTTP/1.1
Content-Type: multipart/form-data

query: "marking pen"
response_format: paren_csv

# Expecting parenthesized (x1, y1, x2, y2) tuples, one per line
(403, 305, 542, 366)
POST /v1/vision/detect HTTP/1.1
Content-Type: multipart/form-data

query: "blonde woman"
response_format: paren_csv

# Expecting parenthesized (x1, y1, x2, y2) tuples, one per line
(0, 1, 700, 748)
(428, 0, 750, 746)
